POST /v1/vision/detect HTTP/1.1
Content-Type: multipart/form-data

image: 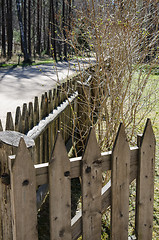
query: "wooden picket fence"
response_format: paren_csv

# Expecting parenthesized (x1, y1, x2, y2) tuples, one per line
(0, 73, 80, 165)
(0, 63, 96, 165)
(0, 119, 155, 240)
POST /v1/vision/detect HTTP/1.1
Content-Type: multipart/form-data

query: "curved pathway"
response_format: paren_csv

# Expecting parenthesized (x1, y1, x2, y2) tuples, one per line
(0, 58, 94, 129)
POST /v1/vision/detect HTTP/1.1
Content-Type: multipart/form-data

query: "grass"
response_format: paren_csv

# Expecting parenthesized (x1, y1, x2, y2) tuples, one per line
(77, 66, 159, 239)
(0, 55, 56, 68)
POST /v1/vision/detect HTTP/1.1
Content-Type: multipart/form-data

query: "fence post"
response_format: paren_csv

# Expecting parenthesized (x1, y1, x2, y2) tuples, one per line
(136, 119, 155, 240)
(0, 131, 35, 240)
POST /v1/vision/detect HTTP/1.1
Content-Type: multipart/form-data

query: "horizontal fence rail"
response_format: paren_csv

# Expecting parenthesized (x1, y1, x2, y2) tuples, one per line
(0, 119, 155, 240)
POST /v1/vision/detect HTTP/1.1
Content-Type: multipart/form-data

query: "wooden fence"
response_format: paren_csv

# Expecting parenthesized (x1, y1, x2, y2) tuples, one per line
(0, 119, 155, 240)
(0, 63, 96, 164)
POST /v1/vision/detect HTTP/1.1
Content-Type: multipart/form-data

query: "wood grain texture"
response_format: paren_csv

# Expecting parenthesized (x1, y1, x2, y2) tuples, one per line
(0, 142, 13, 240)
(82, 128, 102, 240)
(0, 131, 35, 148)
(136, 119, 155, 240)
(49, 132, 71, 240)
(9, 138, 38, 240)
(111, 123, 130, 240)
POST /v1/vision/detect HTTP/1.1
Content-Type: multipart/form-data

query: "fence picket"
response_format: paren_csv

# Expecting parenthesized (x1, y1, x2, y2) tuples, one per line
(33, 97, 40, 163)
(111, 123, 130, 240)
(34, 96, 39, 126)
(136, 119, 155, 240)
(44, 92, 49, 162)
(28, 102, 34, 130)
(15, 107, 22, 132)
(82, 128, 102, 240)
(6, 112, 14, 130)
(49, 132, 71, 240)
(0, 119, 3, 131)
(9, 138, 38, 240)
(21, 103, 29, 134)
(48, 90, 53, 159)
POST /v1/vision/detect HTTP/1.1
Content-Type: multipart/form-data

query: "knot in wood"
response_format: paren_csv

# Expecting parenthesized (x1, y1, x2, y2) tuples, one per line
(1, 173, 10, 185)
(22, 179, 29, 186)
(85, 166, 91, 174)
(64, 171, 70, 177)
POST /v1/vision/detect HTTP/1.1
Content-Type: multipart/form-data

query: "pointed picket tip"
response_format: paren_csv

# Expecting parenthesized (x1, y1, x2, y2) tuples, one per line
(141, 118, 156, 147)
(6, 112, 14, 131)
(82, 127, 101, 164)
(49, 131, 68, 165)
(112, 123, 129, 152)
(16, 137, 30, 161)
(13, 137, 34, 170)
(18, 136, 27, 150)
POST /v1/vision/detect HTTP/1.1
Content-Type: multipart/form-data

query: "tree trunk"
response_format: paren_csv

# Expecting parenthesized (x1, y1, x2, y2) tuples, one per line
(6, 0, 13, 59)
(55, 0, 62, 60)
(24, 0, 27, 52)
(32, 0, 36, 58)
(36, 0, 41, 55)
(28, 0, 31, 56)
(50, 0, 57, 61)
(1, 0, 6, 57)
(62, 0, 67, 60)
(16, 0, 31, 63)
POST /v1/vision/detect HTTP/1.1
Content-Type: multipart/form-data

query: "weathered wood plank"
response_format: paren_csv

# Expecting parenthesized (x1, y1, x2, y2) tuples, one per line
(136, 119, 155, 240)
(34, 96, 39, 126)
(0, 119, 3, 131)
(0, 131, 35, 240)
(40, 95, 45, 163)
(0, 141, 13, 240)
(33, 97, 40, 163)
(9, 138, 38, 240)
(6, 112, 14, 130)
(27, 92, 78, 140)
(34, 147, 138, 186)
(15, 107, 22, 132)
(28, 102, 34, 130)
(82, 128, 102, 240)
(0, 131, 35, 148)
(111, 123, 130, 240)
(21, 103, 29, 134)
(49, 132, 71, 240)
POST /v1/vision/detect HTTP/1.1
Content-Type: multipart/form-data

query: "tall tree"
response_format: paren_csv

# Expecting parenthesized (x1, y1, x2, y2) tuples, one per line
(23, 0, 27, 52)
(6, 0, 13, 59)
(55, 0, 62, 60)
(1, 0, 6, 57)
(28, 0, 31, 56)
(62, 0, 67, 60)
(16, 0, 31, 63)
(50, 0, 57, 61)
(36, 0, 41, 55)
